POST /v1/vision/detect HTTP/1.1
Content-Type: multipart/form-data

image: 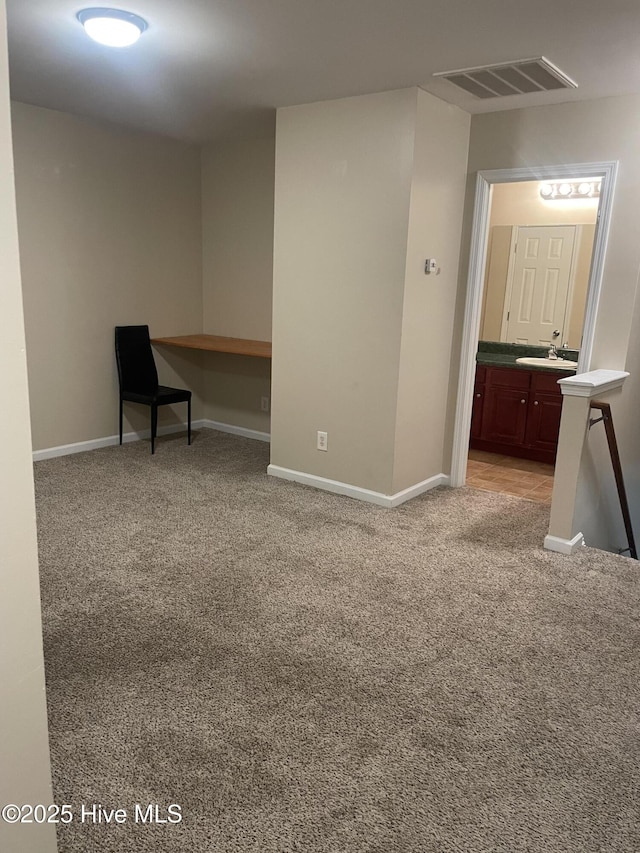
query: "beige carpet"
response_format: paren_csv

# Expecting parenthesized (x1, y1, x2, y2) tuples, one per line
(35, 430, 640, 852)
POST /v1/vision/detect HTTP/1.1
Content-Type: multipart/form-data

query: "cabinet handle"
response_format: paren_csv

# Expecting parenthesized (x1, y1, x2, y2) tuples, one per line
(521, 399, 526, 404)
(534, 401, 539, 406)
(476, 393, 482, 398)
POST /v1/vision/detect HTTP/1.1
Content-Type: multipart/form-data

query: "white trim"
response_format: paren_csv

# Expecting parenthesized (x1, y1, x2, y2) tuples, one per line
(581, 163, 618, 367)
(267, 465, 449, 507)
(201, 419, 271, 443)
(389, 475, 450, 507)
(32, 420, 206, 462)
(33, 418, 271, 461)
(562, 224, 582, 348)
(450, 173, 492, 488)
(544, 532, 585, 555)
(498, 225, 518, 341)
(450, 160, 618, 489)
(558, 369, 629, 398)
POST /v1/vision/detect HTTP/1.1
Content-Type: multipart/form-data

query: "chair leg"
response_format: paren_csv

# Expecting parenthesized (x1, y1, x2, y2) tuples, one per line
(187, 397, 192, 445)
(151, 405, 158, 454)
(119, 399, 123, 445)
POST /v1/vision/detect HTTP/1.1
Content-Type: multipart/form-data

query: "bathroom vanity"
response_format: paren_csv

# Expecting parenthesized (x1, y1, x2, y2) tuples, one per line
(471, 343, 578, 464)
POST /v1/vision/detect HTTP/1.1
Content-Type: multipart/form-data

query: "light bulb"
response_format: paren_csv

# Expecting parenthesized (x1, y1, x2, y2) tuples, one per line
(78, 9, 147, 48)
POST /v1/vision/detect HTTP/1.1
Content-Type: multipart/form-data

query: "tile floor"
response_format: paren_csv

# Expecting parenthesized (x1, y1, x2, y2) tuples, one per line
(466, 449, 554, 504)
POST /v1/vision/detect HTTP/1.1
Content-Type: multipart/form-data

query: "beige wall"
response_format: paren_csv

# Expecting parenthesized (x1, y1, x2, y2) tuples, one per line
(567, 224, 596, 349)
(201, 137, 274, 432)
(392, 90, 470, 493)
(202, 137, 274, 340)
(490, 180, 599, 226)
(455, 95, 640, 550)
(271, 88, 469, 496)
(467, 97, 640, 370)
(614, 277, 640, 550)
(271, 89, 416, 493)
(479, 225, 512, 343)
(0, 2, 57, 850)
(12, 102, 204, 452)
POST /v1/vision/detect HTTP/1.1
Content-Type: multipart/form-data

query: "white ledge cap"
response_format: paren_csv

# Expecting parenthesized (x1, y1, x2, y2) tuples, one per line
(558, 369, 629, 397)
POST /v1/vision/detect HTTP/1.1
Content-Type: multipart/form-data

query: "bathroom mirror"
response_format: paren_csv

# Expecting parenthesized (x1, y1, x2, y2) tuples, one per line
(478, 179, 600, 350)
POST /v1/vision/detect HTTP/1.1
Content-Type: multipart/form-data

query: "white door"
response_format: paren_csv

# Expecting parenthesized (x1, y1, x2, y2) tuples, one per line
(504, 225, 576, 346)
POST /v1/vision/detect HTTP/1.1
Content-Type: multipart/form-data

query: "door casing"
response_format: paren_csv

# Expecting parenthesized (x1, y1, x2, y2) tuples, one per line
(450, 161, 618, 488)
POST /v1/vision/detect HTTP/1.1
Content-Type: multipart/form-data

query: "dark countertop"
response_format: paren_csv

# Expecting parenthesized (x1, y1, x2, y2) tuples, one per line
(476, 341, 579, 374)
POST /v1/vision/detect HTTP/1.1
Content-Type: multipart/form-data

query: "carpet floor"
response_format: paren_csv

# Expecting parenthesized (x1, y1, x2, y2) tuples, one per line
(35, 430, 640, 852)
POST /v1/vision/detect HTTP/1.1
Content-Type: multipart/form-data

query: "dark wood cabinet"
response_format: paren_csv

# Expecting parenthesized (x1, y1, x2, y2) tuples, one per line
(471, 365, 485, 440)
(525, 373, 567, 453)
(470, 364, 572, 463)
(484, 386, 529, 445)
(480, 367, 530, 446)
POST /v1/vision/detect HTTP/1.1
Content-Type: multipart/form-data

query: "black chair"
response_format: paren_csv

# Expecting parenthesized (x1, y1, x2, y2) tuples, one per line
(115, 325, 191, 454)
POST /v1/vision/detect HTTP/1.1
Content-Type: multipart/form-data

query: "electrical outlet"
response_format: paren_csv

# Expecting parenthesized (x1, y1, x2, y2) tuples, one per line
(317, 430, 328, 451)
(261, 396, 270, 413)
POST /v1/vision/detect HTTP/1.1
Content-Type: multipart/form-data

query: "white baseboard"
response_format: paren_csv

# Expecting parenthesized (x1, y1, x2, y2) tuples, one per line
(201, 419, 271, 443)
(390, 475, 450, 507)
(33, 420, 207, 462)
(544, 532, 585, 555)
(32, 418, 271, 462)
(267, 465, 449, 508)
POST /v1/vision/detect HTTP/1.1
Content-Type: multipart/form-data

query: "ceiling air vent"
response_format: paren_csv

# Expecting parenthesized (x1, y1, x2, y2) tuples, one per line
(433, 57, 577, 99)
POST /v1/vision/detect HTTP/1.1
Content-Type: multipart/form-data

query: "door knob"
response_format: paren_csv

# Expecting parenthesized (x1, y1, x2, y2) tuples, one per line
(552, 329, 560, 338)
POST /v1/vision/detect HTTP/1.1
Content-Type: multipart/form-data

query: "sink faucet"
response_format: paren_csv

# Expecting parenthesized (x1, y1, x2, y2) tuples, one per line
(547, 344, 558, 360)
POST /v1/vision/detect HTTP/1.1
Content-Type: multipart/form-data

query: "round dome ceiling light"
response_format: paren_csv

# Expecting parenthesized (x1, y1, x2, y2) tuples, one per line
(77, 8, 148, 48)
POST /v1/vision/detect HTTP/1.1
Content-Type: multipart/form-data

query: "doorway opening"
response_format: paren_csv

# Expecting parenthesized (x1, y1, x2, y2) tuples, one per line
(450, 162, 618, 491)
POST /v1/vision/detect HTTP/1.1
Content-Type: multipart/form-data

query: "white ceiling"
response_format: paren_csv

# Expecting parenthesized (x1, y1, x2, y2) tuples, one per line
(7, 0, 640, 143)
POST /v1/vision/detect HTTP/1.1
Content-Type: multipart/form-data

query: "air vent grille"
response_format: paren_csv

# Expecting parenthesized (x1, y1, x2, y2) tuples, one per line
(434, 57, 577, 99)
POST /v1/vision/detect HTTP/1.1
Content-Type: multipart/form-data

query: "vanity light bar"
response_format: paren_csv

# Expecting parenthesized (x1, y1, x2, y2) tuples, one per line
(539, 180, 601, 201)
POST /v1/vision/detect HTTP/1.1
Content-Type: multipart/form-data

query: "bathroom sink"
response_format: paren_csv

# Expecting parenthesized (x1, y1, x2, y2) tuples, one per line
(515, 356, 578, 369)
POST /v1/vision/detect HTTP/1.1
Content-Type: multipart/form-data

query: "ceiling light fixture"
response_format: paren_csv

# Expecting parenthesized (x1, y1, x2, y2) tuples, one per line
(77, 8, 148, 48)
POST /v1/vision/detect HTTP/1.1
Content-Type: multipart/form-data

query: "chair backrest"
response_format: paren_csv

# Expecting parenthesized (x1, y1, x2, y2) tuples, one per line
(114, 325, 159, 394)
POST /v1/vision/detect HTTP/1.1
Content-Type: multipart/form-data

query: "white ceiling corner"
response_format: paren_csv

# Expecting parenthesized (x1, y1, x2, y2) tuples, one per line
(6, 0, 640, 143)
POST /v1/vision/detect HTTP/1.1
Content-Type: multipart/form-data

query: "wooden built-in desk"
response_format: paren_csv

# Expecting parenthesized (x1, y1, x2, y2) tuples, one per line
(152, 334, 272, 359)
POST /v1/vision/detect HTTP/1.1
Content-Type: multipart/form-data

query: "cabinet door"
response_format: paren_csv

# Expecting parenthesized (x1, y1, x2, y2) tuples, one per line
(525, 391, 564, 452)
(483, 386, 529, 445)
(471, 385, 485, 440)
